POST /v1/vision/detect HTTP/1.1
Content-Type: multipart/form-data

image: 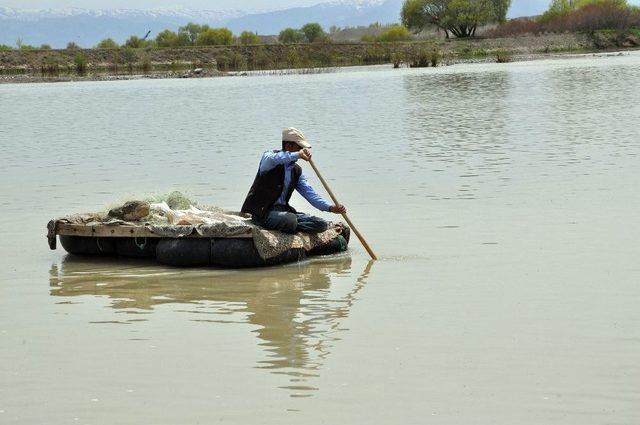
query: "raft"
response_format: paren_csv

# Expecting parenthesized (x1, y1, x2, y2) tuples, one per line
(46, 220, 350, 268)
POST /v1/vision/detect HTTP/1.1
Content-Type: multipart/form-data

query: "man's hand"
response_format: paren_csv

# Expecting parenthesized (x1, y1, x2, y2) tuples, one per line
(298, 148, 312, 162)
(330, 204, 347, 214)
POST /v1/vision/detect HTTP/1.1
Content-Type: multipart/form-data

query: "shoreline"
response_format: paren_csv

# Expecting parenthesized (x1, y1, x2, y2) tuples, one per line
(1, 32, 638, 85)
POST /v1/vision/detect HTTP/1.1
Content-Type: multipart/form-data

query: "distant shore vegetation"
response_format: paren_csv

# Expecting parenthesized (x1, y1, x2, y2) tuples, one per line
(487, 0, 640, 37)
(1, 0, 639, 82)
(1, 0, 638, 51)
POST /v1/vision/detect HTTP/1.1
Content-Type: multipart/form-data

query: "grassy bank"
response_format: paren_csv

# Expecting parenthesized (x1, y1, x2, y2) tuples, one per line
(1, 31, 638, 83)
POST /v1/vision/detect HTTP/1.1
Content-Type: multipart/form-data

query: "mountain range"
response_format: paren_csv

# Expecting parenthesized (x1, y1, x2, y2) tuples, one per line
(0, 0, 562, 48)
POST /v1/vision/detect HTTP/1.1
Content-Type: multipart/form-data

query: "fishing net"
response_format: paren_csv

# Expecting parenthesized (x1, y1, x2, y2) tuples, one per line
(56, 191, 341, 260)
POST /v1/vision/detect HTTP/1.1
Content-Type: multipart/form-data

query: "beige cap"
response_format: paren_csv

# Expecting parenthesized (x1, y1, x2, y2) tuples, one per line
(282, 127, 311, 149)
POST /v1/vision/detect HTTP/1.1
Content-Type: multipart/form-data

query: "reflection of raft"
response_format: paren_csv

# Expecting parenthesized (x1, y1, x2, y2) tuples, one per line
(47, 220, 350, 268)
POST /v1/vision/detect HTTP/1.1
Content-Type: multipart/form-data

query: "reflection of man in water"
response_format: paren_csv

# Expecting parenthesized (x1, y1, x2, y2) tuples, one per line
(241, 127, 346, 234)
(50, 256, 354, 371)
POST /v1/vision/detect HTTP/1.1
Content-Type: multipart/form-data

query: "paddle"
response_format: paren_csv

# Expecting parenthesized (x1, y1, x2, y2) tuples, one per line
(308, 158, 378, 261)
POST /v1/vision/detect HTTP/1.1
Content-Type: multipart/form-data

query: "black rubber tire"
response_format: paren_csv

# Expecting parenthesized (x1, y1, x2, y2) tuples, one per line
(59, 236, 117, 256)
(60, 232, 348, 267)
(115, 237, 159, 258)
(156, 238, 211, 267)
(210, 238, 306, 268)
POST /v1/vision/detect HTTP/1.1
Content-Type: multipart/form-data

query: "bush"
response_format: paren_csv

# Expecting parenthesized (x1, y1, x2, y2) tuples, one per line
(40, 44, 52, 50)
(215, 50, 247, 71)
(540, 0, 637, 32)
(124, 36, 153, 49)
(196, 28, 234, 46)
(141, 55, 152, 73)
(391, 52, 403, 68)
(430, 50, 440, 66)
(66, 42, 80, 49)
(376, 25, 412, 42)
(110, 50, 121, 73)
(123, 47, 137, 72)
(0, 44, 12, 51)
(40, 57, 61, 76)
(96, 38, 119, 49)
(249, 48, 274, 69)
(74, 53, 87, 75)
(495, 49, 513, 63)
(408, 48, 432, 67)
(279, 28, 306, 44)
(633, 7, 640, 26)
(238, 31, 262, 45)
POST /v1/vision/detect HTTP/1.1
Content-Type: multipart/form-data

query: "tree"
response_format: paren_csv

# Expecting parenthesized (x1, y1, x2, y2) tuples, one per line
(196, 28, 234, 46)
(96, 38, 119, 49)
(0, 44, 12, 51)
(279, 28, 306, 43)
(401, 0, 511, 38)
(301, 22, 327, 42)
(179, 22, 210, 45)
(66, 41, 80, 49)
(238, 31, 262, 45)
(156, 30, 188, 47)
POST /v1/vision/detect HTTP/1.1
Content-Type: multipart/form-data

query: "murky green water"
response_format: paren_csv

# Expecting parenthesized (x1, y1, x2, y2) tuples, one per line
(1, 52, 639, 424)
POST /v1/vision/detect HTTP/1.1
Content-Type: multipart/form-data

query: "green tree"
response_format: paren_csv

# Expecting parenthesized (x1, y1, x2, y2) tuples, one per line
(279, 28, 306, 43)
(96, 38, 119, 49)
(376, 24, 413, 42)
(179, 22, 210, 44)
(66, 41, 80, 49)
(301, 22, 327, 42)
(238, 31, 262, 45)
(196, 28, 234, 46)
(0, 44, 13, 51)
(40, 44, 52, 50)
(156, 30, 179, 47)
(401, 0, 511, 38)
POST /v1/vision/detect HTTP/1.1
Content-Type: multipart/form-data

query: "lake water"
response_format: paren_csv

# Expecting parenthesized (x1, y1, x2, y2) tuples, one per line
(1, 52, 639, 424)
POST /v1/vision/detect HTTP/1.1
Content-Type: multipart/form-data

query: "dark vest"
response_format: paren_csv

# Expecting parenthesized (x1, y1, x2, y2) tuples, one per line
(241, 158, 302, 220)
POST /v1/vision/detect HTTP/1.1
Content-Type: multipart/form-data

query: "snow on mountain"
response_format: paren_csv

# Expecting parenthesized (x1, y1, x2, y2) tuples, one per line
(0, 7, 244, 21)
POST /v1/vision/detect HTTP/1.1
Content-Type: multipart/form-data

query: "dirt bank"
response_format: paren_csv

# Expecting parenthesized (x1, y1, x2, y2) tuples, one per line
(1, 31, 637, 84)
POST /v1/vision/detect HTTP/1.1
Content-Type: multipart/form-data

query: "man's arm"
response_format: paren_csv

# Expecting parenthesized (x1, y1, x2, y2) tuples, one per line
(296, 173, 333, 212)
(259, 151, 300, 175)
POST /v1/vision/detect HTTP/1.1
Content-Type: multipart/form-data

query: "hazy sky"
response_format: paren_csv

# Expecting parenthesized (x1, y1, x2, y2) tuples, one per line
(0, 0, 637, 13)
(0, 0, 548, 11)
(0, 0, 321, 10)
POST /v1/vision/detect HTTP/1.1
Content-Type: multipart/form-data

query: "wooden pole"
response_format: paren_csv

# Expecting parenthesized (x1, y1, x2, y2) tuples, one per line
(308, 158, 377, 260)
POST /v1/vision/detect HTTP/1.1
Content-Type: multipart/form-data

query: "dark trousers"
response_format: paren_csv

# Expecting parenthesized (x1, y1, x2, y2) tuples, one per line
(257, 205, 329, 234)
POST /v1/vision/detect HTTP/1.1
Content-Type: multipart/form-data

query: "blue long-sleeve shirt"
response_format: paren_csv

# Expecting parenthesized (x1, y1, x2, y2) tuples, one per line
(258, 151, 332, 212)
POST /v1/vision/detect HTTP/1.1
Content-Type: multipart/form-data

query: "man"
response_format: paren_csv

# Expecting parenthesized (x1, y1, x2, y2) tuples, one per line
(241, 127, 347, 234)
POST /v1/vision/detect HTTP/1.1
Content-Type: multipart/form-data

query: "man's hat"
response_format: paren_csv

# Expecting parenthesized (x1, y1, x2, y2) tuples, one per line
(282, 127, 311, 149)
